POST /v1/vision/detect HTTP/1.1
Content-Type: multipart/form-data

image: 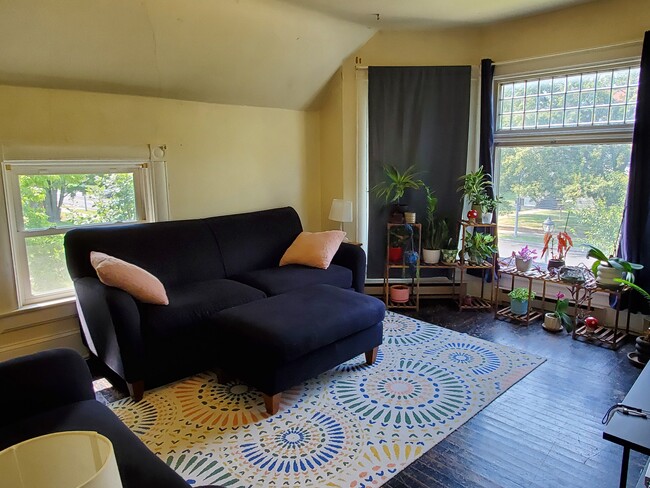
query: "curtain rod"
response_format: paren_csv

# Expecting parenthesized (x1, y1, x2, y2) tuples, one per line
(354, 39, 643, 70)
(493, 39, 643, 66)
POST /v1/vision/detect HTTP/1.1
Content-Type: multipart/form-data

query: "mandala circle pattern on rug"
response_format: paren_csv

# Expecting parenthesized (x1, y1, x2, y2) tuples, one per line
(381, 313, 445, 346)
(219, 407, 364, 486)
(331, 357, 472, 431)
(424, 341, 503, 376)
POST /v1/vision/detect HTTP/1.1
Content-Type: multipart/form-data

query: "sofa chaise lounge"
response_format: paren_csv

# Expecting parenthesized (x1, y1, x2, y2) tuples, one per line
(64, 206, 384, 413)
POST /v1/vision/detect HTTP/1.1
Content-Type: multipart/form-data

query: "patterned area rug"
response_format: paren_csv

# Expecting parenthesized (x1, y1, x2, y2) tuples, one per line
(109, 312, 544, 487)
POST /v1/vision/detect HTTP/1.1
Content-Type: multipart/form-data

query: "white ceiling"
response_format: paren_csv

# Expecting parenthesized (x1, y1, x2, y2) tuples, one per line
(282, 0, 591, 29)
(0, 0, 591, 110)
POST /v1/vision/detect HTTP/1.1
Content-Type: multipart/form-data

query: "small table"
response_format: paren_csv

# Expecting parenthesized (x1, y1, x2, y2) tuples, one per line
(603, 365, 650, 488)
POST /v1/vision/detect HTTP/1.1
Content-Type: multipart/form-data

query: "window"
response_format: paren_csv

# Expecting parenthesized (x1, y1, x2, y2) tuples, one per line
(2, 161, 157, 305)
(494, 63, 639, 267)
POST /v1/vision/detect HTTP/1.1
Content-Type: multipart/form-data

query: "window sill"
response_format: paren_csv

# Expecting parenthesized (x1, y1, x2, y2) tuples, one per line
(0, 296, 77, 334)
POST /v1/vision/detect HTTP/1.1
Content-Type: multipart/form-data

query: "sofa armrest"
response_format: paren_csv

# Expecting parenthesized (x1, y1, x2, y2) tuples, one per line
(0, 348, 95, 428)
(332, 243, 367, 293)
(74, 277, 145, 383)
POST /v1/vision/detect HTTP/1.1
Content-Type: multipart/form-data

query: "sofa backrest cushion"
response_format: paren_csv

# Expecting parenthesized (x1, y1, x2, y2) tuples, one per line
(205, 207, 303, 277)
(65, 219, 226, 287)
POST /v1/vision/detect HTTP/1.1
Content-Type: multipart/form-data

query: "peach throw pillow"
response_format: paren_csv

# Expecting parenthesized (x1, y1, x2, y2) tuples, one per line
(280, 231, 346, 270)
(90, 251, 169, 305)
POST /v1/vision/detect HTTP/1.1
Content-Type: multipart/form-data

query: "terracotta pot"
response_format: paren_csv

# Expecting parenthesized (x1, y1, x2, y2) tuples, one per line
(390, 285, 410, 303)
(388, 246, 403, 263)
(422, 249, 440, 264)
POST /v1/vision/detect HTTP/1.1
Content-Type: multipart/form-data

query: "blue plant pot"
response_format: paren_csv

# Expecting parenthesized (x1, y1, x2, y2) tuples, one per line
(510, 299, 528, 315)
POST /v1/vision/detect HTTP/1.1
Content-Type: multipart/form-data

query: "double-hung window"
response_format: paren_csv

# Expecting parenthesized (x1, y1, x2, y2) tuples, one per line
(493, 61, 640, 266)
(2, 160, 158, 305)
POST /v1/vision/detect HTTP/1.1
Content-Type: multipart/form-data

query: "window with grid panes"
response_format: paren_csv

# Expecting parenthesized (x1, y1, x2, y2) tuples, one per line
(493, 63, 639, 267)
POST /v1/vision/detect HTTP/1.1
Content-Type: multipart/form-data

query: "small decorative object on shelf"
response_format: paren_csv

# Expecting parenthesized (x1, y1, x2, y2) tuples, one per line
(404, 212, 416, 224)
(584, 316, 598, 336)
(558, 265, 588, 284)
(467, 209, 478, 224)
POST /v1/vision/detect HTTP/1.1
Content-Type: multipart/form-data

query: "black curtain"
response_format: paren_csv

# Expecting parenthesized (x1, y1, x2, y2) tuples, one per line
(620, 30, 650, 314)
(367, 66, 472, 279)
(479, 59, 496, 202)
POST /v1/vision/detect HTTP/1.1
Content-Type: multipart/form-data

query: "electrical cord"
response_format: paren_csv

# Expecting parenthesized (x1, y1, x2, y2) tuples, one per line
(602, 403, 650, 425)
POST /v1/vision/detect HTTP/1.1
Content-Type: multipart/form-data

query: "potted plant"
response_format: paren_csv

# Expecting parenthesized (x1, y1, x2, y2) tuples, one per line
(440, 226, 458, 264)
(388, 226, 408, 263)
(585, 245, 644, 289)
(372, 164, 424, 223)
(543, 292, 572, 332)
(464, 232, 497, 265)
(422, 185, 439, 264)
(478, 194, 503, 224)
(541, 213, 573, 271)
(508, 287, 535, 316)
(514, 245, 537, 272)
(615, 278, 650, 363)
(457, 167, 492, 220)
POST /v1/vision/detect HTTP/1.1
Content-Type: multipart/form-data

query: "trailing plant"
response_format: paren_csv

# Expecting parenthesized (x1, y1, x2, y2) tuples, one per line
(478, 193, 503, 213)
(515, 245, 537, 261)
(508, 287, 536, 301)
(389, 225, 409, 248)
(457, 167, 492, 206)
(585, 245, 643, 282)
(371, 164, 424, 204)
(402, 224, 419, 278)
(551, 292, 573, 332)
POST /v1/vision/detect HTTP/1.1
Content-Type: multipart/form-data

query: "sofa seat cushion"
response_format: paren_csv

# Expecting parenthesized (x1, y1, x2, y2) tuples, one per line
(0, 400, 188, 488)
(139, 279, 266, 339)
(231, 264, 353, 296)
(214, 284, 385, 365)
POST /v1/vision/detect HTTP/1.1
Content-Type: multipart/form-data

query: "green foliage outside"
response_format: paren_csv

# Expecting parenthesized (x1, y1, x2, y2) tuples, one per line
(19, 173, 136, 295)
(498, 143, 630, 258)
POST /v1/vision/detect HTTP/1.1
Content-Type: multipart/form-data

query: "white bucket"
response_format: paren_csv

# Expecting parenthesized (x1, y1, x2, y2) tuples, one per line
(0, 431, 122, 488)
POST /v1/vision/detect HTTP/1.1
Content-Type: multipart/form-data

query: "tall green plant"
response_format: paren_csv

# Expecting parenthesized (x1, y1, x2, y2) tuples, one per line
(423, 185, 438, 249)
(372, 164, 424, 204)
(457, 167, 492, 206)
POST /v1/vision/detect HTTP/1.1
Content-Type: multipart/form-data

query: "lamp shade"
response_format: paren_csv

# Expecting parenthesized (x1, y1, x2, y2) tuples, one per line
(0, 431, 123, 488)
(328, 199, 353, 223)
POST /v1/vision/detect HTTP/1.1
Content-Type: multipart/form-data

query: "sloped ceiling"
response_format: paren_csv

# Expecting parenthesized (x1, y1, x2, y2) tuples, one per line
(0, 0, 592, 110)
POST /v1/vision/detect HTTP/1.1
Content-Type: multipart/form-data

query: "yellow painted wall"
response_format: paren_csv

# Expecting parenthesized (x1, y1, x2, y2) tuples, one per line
(319, 71, 343, 230)
(0, 84, 320, 358)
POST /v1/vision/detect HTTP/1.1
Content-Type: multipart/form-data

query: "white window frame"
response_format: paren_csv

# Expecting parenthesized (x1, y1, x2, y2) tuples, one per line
(2, 160, 158, 306)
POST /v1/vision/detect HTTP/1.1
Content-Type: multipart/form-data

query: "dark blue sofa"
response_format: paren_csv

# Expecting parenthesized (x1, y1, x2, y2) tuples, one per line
(0, 348, 197, 488)
(64, 207, 370, 402)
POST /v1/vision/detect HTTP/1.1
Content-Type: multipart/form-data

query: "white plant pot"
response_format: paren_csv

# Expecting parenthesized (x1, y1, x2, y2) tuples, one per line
(422, 249, 440, 264)
(515, 257, 532, 273)
(543, 313, 562, 332)
(481, 212, 493, 224)
(596, 264, 625, 289)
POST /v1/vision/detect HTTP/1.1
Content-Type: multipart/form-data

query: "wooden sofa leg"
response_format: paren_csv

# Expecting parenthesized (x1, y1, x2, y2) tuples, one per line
(262, 393, 281, 415)
(365, 346, 379, 365)
(127, 380, 144, 402)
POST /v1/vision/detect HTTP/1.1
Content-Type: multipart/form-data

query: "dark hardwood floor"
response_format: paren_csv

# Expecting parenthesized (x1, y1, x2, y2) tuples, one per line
(386, 298, 647, 488)
(92, 298, 647, 487)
